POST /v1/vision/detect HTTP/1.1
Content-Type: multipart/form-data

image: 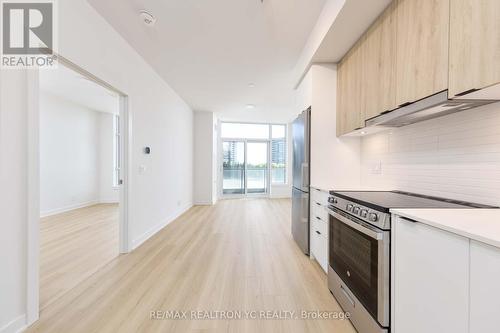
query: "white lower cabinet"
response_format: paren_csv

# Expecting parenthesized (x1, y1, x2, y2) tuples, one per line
(392, 215, 469, 333)
(311, 224, 328, 272)
(310, 187, 329, 273)
(470, 240, 500, 333)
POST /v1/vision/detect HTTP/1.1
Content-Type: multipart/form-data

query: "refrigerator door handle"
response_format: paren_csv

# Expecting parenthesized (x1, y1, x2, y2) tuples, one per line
(301, 163, 309, 189)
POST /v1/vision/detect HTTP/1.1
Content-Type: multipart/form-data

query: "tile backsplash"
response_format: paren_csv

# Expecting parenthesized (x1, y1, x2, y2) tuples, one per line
(361, 102, 500, 206)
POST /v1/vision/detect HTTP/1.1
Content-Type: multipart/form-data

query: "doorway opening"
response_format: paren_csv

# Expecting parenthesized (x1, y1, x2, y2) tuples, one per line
(222, 140, 269, 195)
(220, 122, 287, 197)
(35, 59, 128, 311)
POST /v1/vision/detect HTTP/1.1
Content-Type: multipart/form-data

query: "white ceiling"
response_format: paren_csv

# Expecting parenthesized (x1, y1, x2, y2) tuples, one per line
(40, 65, 119, 114)
(87, 0, 327, 122)
(311, 0, 391, 62)
(292, 0, 391, 88)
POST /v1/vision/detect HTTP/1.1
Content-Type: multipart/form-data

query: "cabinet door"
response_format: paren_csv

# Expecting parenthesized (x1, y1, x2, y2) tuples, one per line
(336, 42, 364, 136)
(392, 216, 469, 333)
(310, 196, 329, 273)
(395, 0, 449, 106)
(310, 188, 329, 207)
(470, 240, 500, 333)
(310, 220, 328, 272)
(449, 0, 500, 97)
(336, 57, 349, 136)
(361, 2, 397, 120)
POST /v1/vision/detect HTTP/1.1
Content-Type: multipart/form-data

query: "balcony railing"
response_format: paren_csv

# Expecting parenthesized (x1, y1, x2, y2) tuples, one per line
(222, 167, 267, 194)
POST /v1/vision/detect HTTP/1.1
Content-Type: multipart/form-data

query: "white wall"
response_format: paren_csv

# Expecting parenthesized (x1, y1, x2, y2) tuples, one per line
(309, 64, 361, 191)
(0, 0, 193, 331)
(295, 69, 313, 112)
(212, 116, 219, 202)
(193, 111, 217, 205)
(361, 102, 500, 206)
(98, 112, 119, 204)
(0, 69, 29, 333)
(294, 64, 361, 192)
(56, 1, 193, 252)
(40, 92, 104, 216)
(39, 92, 118, 216)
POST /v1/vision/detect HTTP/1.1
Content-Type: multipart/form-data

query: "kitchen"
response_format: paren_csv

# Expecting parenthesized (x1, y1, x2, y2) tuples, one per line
(292, 1, 500, 332)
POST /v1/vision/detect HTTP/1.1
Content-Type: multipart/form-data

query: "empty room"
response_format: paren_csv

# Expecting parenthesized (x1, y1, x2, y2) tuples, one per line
(38, 64, 122, 310)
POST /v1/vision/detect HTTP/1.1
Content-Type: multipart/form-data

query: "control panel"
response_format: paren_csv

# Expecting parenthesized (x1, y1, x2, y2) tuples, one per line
(327, 195, 390, 230)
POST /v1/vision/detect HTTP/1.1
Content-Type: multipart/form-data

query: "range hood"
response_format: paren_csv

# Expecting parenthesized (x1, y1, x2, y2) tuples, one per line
(365, 90, 498, 128)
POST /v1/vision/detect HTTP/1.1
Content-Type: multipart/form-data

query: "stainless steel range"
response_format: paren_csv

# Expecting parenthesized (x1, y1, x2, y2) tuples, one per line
(326, 190, 494, 333)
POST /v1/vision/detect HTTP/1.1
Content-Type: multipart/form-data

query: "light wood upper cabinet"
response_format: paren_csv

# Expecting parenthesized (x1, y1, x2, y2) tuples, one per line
(395, 0, 449, 106)
(336, 0, 500, 136)
(361, 2, 397, 120)
(337, 42, 364, 136)
(449, 0, 500, 97)
(336, 58, 348, 136)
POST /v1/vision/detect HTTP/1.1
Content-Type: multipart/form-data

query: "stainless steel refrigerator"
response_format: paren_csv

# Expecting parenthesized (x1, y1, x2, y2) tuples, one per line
(292, 107, 311, 255)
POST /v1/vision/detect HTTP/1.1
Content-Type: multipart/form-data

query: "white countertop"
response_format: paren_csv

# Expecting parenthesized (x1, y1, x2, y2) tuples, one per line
(310, 186, 331, 193)
(310, 186, 392, 193)
(391, 208, 500, 248)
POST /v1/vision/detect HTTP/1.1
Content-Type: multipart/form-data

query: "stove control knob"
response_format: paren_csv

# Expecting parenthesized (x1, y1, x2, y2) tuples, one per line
(360, 209, 368, 218)
(368, 213, 379, 222)
(353, 206, 361, 215)
(329, 197, 338, 204)
(346, 204, 354, 212)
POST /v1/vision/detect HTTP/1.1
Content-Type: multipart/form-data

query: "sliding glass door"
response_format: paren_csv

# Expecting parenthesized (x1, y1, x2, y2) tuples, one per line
(222, 141, 245, 195)
(222, 140, 269, 195)
(246, 141, 268, 194)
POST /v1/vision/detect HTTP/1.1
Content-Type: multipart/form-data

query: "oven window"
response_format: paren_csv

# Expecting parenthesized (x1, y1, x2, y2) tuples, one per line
(329, 213, 379, 318)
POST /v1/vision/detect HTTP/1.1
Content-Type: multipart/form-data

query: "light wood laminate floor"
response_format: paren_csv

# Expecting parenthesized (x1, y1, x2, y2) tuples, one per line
(40, 204, 119, 309)
(29, 199, 355, 333)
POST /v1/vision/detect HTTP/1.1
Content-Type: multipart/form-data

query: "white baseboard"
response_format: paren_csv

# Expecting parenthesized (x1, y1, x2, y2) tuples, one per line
(99, 198, 119, 204)
(193, 200, 214, 206)
(0, 315, 26, 333)
(131, 202, 193, 250)
(40, 200, 99, 218)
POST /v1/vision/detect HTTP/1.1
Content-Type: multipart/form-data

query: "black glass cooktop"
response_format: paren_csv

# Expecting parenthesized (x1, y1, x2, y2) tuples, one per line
(330, 190, 496, 213)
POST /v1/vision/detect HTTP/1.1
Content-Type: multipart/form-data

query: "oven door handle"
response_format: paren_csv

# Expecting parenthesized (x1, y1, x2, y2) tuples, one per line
(329, 210, 383, 240)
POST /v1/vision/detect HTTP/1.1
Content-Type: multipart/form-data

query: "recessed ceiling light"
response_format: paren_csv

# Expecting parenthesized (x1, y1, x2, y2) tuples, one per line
(139, 10, 156, 27)
(248, 83, 255, 88)
(246, 104, 256, 109)
(360, 131, 366, 135)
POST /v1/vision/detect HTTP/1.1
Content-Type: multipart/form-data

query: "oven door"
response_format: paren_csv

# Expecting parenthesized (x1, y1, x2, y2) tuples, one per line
(328, 208, 390, 327)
